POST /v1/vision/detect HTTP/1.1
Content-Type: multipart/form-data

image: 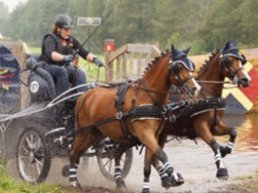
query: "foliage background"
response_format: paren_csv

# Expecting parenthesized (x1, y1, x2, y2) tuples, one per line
(0, 0, 258, 54)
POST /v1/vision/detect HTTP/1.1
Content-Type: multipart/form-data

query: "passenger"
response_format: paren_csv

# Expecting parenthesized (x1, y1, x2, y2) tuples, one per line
(41, 14, 103, 96)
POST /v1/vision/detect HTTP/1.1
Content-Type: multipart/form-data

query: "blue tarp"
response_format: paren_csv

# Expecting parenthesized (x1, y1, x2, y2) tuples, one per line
(0, 44, 20, 113)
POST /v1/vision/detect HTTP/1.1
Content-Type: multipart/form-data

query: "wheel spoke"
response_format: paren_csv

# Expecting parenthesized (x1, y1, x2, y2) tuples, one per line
(120, 156, 126, 163)
(35, 161, 42, 175)
(107, 159, 113, 173)
(25, 136, 33, 149)
(35, 158, 43, 167)
(19, 155, 30, 160)
(21, 144, 29, 154)
(35, 137, 42, 151)
(102, 158, 112, 168)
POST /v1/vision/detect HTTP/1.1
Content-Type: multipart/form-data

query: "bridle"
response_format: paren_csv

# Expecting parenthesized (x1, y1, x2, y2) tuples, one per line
(169, 58, 196, 87)
(134, 57, 197, 102)
(220, 53, 246, 80)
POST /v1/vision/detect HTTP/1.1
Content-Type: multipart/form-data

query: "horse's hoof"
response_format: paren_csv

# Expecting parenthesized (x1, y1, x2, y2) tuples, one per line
(71, 181, 82, 190)
(220, 146, 232, 158)
(142, 188, 150, 193)
(166, 167, 173, 176)
(161, 176, 172, 189)
(171, 172, 185, 187)
(116, 178, 127, 190)
(216, 168, 229, 180)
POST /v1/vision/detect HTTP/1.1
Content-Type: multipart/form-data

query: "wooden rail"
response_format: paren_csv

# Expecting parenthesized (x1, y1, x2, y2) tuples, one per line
(104, 44, 160, 82)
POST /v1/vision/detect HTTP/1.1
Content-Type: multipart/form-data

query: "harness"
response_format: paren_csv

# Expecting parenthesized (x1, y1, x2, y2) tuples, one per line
(167, 97, 224, 120)
(166, 97, 225, 139)
(76, 82, 167, 139)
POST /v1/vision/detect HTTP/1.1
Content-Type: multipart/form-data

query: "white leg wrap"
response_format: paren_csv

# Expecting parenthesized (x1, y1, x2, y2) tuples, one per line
(114, 165, 122, 180)
(214, 150, 225, 168)
(226, 141, 234, 149)
(159, 161, 172, 178)
(143, 181, 150, 189)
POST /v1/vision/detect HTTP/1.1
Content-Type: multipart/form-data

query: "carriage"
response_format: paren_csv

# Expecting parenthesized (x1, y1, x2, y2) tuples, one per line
(0, 43, 133, 184)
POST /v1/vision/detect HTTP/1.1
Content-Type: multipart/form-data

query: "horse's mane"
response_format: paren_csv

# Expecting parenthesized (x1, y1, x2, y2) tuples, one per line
(197, 49, 220, 76)
(141, 50, 169, 77)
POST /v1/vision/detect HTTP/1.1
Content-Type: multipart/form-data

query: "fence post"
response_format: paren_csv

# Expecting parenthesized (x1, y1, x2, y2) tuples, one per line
(104, 39, 115, 81)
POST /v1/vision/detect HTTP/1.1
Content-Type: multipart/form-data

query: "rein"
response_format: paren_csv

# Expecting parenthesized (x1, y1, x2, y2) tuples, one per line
(135, 84, 168, 96)
(197, 80, 234, 84)
(197, 80, 237, 89)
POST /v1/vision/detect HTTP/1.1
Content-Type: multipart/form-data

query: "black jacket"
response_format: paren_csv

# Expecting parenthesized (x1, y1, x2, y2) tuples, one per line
(41, 33, 89, 66)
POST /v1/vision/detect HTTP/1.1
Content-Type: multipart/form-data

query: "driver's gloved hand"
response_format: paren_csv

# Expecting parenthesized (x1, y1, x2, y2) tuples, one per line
(63, 54, 74, 63)
(93, 57, 104, 67)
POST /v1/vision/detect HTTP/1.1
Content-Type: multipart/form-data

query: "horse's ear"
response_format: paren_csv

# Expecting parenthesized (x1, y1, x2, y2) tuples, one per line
(222, 40, 238, 53)
(183, 47, 191, 55)
(223, 41, 230, 51)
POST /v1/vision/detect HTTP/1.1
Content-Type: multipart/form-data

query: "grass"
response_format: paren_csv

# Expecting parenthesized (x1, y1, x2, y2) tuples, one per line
(78, 58, 106, 81)
(29, 47, 41, 54)
(0, 163, 73, 193)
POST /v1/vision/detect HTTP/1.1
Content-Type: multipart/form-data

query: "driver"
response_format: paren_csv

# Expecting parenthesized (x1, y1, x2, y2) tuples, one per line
(41, 14, 103, 95)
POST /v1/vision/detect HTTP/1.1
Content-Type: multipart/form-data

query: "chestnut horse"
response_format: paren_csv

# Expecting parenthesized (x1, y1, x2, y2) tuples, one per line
(153, 40, 251, 186)
(111, 40, 251, 193)
(68, 45, 201, 192)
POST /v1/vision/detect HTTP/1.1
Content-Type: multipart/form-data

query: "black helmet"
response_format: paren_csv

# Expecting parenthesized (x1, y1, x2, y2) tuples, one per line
(55, 14, 73, 29)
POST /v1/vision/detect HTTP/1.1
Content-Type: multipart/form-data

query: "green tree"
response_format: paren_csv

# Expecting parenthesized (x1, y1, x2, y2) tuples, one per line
(237, 0, 258, 47)
(0, 2, 10, 37)
(198, 0, 244, 51)
(2, 0, 258, 54)
(8, 0, 70, 46)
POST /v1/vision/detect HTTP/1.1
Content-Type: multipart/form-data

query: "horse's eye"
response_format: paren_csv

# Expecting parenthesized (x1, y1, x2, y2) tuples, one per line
(177, 65, 183, 72)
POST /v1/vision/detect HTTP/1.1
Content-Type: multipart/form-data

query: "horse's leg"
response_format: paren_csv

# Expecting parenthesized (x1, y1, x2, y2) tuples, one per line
(114, 156, 126, 189)
(221, 127, 236, 157)
(69, 131, 97, 188)
(210, 139, 229, 179)
(139, 130, 179, 192)
(196, 123, 229, 180)
(152, 133, 184, 187)
(145, 147, 183, 190)
(142, 149, 153, 193)
(211, 121, 237, 157)
(113, 144, 133, 189)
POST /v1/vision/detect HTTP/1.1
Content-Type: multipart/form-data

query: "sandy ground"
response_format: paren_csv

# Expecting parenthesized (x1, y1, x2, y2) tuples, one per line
(6, 139, 258, 193)
(5, 114, 258, 193)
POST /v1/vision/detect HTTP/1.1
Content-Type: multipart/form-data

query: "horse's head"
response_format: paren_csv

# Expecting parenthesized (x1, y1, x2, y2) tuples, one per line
(220, 40, 251, 87)
(169, 45, 201, 96)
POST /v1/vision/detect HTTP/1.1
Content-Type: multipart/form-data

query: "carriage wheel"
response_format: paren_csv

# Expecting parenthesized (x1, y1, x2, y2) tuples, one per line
(16, 126, 51, 183)
(97, 143, 133, 181)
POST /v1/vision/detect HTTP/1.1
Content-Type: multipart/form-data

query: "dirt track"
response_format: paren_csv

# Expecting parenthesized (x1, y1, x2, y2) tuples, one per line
(7, 140, 257, 193)
(61, 177, 258, 193)
(5, 115, 258, 193)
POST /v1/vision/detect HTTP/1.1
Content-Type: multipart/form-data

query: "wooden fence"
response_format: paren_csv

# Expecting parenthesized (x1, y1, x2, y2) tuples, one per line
(104, 44, 160, 82)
